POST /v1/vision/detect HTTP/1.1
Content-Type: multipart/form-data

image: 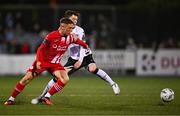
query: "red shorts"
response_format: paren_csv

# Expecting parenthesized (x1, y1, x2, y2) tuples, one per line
(27, 61, 65, 75)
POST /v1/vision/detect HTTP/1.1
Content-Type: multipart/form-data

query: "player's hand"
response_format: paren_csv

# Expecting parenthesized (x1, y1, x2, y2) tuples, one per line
(86, 47, 91, 51)
(36, 61, 41, 69)
(85, 45, 89, 49)
(74, 60, 82, 69)
(71, 33, 79, 41)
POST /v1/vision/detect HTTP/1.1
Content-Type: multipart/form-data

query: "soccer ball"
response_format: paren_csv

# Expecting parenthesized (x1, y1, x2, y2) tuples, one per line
(31, 98, 39, 104)
(160, 88, 174, 102)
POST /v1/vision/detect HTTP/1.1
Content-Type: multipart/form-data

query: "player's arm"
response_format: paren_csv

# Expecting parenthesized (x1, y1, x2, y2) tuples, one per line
(78, 31, 86, 63)
(73, 32, 86, 68)
(36, 44, 44, 62)
(72, 34, 88, 49)
(36, 35, 51, 68)
(71, 32, 87, 69)
(36, 44, 44, 69)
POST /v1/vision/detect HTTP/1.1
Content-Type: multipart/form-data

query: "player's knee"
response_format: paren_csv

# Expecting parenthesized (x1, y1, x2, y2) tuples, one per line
(88, 66, 98, 74)
(54, 70, 69, 84)
(20, 72, 34, 85)
(63, 76, 69, 84)
(32, 72, 38, 77)
(56, 75, 69, 84)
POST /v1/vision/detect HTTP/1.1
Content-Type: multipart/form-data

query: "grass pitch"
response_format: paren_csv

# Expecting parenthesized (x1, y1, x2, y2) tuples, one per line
(0, 75, 180, 115)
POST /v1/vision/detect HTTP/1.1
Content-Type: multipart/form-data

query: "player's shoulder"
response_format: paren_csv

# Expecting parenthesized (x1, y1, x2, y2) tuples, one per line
(74, 25, 84, 33)
(46, 31, 60, 40)
(47, 31, 59, 37)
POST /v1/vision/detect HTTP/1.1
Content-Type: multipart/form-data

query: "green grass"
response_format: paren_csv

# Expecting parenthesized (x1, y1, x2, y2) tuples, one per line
(0, 75, 180, 115)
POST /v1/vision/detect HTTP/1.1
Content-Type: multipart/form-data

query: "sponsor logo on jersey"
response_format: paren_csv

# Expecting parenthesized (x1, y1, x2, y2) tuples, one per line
(52, 44, 67, 51)
(61, 37, 66, 43)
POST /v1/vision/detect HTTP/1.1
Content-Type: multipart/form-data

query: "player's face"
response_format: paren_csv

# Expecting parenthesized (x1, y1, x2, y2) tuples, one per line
(69, 15, 78, 25)
(60, 23, 74, 36)
(65, 24, 75, 35)
(59, 23, 67, 35)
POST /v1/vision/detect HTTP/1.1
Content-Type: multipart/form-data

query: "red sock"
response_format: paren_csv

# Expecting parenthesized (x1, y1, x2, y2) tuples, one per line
(48, 80, 65, 96)
(11, 82, 25, 98)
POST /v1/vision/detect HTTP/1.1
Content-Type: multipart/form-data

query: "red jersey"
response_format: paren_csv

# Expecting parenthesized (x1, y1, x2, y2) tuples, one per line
(36, 31, 88, 64)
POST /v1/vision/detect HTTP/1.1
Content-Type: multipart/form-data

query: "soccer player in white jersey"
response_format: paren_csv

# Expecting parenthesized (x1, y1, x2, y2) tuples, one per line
(31, 10, 120, 104)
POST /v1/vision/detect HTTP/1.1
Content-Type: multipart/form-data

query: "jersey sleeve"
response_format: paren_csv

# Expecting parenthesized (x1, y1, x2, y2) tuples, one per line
(36, 33, 52, 62)
(78, 29, 85, 40)
(44, 33, 53, 44)
(36, 44, 44, 62)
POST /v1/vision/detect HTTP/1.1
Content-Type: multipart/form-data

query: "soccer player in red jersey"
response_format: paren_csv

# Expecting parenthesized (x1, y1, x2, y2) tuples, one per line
(4, 17, 88, 105)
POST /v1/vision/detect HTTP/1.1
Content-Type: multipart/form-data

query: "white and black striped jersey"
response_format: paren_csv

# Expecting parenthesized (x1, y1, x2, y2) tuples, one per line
(68, 25, 92, 62)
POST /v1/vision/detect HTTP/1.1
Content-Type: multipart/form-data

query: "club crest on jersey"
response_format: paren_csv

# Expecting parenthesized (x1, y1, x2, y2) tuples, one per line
(61, 37, 66, 43)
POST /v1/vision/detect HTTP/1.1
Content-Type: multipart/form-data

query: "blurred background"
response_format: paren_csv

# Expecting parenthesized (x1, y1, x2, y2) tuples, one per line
(0, 0, 180, 75)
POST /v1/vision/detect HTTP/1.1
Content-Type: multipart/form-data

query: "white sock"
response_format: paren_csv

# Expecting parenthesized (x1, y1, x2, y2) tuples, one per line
(40, 79, 56, 98)
(9, 96, 15, 101)
(96, 69, 115, 86)
(44, 92, 51, 98)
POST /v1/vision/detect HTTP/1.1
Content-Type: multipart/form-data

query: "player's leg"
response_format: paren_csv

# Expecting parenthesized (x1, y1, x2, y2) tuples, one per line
(87, 63, 115, 85)
(38, 66, 78, 98)
(65, 57, 83, 75)
(4, 71, 36, 105)
(31, 58, 79, 104)
(42, 70, 69, 105)
(4, 61, 44, 105)
(31, 77, 57, 104)
(42, 57, 77, 95)
(85, 55, 120, 95)
(88, 64, 120, 95)
(40, 64, 69, 105)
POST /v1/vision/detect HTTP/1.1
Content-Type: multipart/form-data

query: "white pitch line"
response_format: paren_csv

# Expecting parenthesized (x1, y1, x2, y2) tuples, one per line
(0, 94, 143, 97)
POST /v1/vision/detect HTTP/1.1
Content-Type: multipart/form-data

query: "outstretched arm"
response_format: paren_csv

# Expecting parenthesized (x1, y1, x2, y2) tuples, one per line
(71, 33, 88, 49)
(74, 39, 88, 48)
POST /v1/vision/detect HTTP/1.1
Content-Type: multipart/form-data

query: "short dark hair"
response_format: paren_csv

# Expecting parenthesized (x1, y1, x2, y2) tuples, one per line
(60, 17, 74, 24)
(64, 10, 80, 18)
